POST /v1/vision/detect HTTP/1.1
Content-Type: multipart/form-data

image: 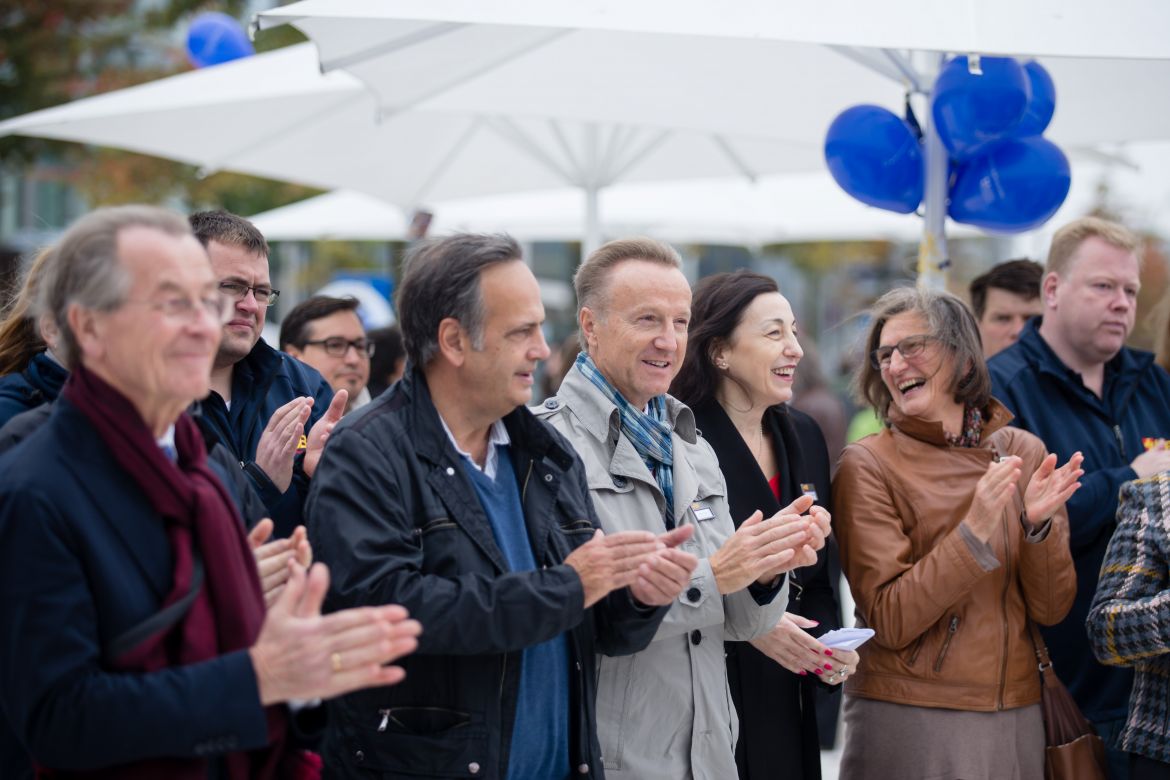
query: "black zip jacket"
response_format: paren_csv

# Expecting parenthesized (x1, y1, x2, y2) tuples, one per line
(305, 369, 668, 779)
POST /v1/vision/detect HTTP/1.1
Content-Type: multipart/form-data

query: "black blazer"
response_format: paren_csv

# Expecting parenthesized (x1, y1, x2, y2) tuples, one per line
(693, 400, 839, 780)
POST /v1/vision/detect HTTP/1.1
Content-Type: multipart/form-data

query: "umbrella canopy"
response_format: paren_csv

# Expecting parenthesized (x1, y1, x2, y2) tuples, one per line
(0, 40, 899, 253)
(259, 0, 1170, 61)
(251, 138, 1170, 247)
(5, 2, 1170, 261)
(250, 173, 990, 244)
(253, 0, 1170, 278)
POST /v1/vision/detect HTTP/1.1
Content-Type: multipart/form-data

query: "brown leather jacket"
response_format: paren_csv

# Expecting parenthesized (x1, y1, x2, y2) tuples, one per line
(831, 400, 1076, 711)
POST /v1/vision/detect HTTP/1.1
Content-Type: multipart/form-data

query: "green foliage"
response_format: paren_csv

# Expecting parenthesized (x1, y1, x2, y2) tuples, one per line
(1, 1, 315, 216)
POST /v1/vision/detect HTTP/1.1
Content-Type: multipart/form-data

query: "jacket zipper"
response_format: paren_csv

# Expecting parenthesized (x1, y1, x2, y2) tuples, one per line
(907, 635, 926, 667)
(499, 458, 532, 773)
(997, 509, 1012, 710)
(933, 615, 960, 673)
(521, 459, 534, 502)
(498, 651, 509, 769)
(1113, 424, 1127, 459)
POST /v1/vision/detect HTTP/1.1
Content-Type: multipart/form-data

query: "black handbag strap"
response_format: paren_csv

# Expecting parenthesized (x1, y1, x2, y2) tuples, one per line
(103, 546, 205, 663)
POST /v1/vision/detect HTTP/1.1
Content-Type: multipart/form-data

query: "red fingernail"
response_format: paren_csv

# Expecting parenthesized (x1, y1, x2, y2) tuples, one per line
(814, 668, 824, 675)
(799, 670, 808, 676)
(824, 649, 833, 656)
(824, 663, 833, 670)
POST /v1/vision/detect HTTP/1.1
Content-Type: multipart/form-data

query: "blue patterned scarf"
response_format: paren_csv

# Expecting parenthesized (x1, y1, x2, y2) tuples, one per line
(575, 352, 674, 523)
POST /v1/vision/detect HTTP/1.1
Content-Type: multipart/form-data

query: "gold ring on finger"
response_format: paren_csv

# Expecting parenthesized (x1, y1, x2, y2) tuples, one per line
(331, 652, 343, 674)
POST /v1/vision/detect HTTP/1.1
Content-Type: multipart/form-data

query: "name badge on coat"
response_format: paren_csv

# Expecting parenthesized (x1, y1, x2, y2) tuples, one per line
(691, 501, 715, 521)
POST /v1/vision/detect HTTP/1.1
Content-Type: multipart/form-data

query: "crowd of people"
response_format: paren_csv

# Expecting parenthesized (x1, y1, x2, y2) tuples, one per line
(0, 204, 1166, 780)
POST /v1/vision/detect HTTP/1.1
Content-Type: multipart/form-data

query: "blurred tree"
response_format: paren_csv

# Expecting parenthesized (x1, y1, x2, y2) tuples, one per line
(0, 1, 316, 215)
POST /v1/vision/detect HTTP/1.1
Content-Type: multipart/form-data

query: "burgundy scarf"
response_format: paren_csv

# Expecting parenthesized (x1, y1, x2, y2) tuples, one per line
(53, 365, 302, 780)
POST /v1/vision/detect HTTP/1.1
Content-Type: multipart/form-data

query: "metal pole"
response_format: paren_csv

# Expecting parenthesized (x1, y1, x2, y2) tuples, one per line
(916, 51, 950, 290)
(582, 123, 602, 259)
(583, 182, 601, 259)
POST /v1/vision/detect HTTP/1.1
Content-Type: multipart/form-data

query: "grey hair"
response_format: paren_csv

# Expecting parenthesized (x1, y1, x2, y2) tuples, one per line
(853, 286, 991, 424)
(572, 237, 682, 351)
(38, 205, 193, 369)
(396, 233, 522, 368)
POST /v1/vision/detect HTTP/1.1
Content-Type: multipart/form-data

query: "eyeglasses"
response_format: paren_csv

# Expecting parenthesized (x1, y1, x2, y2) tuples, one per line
(219, 281, 280, 307)
(302, 337, 376, 358)
(870, 334, 939, 369)
(123, 293, 230, 324)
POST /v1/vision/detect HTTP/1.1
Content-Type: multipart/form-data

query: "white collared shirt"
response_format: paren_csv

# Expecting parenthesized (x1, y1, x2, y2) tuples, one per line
(438, 414, 511, 480)
(157, 424, 177, 460)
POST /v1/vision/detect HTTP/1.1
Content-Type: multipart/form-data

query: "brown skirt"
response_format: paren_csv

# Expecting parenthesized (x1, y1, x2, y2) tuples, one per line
(839, 696, 1044, 780)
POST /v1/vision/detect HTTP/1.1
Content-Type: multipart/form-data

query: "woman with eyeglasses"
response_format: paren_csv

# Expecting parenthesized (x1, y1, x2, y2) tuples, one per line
(832, 286, 1082, 779)
(671, 270, 851, 780)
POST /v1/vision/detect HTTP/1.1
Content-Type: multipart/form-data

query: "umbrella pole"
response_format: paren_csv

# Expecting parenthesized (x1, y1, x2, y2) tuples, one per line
(917, 52, 949, 291)
(584, 182, 601, 260)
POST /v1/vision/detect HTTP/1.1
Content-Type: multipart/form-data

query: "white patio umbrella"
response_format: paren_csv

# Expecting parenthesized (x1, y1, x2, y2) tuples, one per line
(250, 173, 988, 245)
(258, 0, 1170, 61)
(0, 41, 900, 257)
(4, 3, 1170, 273)
(255, 0, 1170, 282)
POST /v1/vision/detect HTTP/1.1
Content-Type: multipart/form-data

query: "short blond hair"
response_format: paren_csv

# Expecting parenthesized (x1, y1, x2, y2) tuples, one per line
(573, 237, 682, 351)
(1047, 217, 1140, 277)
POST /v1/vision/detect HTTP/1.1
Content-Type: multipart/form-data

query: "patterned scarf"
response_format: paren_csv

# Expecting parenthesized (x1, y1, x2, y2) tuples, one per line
(575, 352, 675, 524)
(945, 404, 985, 448)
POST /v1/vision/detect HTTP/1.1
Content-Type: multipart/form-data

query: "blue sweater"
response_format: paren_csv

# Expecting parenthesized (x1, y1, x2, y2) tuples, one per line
(989, 318, 1170, 722)
(463, 446, 570, 780)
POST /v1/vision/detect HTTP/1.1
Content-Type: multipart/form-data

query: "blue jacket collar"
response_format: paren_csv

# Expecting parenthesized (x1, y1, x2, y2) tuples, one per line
(1016, 317, 1151, 388)
(26, 351, 69, 401)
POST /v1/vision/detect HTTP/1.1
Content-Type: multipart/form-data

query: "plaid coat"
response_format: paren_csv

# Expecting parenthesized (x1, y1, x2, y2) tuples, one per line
(1086, 473, 1170, 764)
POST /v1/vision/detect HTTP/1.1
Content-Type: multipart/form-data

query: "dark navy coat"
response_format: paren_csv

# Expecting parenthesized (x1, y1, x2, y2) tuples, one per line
(192, 339, 333, 537)
(989, 318, 1170, 722)
(0, 399, 270, 777)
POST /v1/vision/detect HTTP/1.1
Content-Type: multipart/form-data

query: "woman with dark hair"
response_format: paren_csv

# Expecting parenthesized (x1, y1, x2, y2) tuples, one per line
(671, 269, 851, 780)
(832, 286, 1082, 778)
(0, 247, 68, 428)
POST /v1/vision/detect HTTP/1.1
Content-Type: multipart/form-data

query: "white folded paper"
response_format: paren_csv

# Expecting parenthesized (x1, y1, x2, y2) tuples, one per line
(818, 627, 876, 652)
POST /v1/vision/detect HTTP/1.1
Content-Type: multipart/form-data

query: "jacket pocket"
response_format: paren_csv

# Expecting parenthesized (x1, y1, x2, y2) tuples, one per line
(385, 706, 471, 734)
(596, 653, 636, 771)
(933, 615, 961, 673)
(905, 634, 926, 668)
(338, 704, 488, 777)
(419, 516, 457, 535)
(558, 518, 595, 537)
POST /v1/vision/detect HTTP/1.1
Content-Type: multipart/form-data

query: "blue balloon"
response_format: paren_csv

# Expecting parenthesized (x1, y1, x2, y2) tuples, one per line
(1014, 60, 1056, 137)
(948, 136, 1071, 232)
(932, 56, 1029, 160)
(187, 12, 254, 69)
(824, 105, 924, 214)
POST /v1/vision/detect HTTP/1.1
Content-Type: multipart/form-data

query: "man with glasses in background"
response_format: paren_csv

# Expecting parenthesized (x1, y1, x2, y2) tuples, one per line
(189, 210, 346, 537)
(280, 296, 374, 415)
